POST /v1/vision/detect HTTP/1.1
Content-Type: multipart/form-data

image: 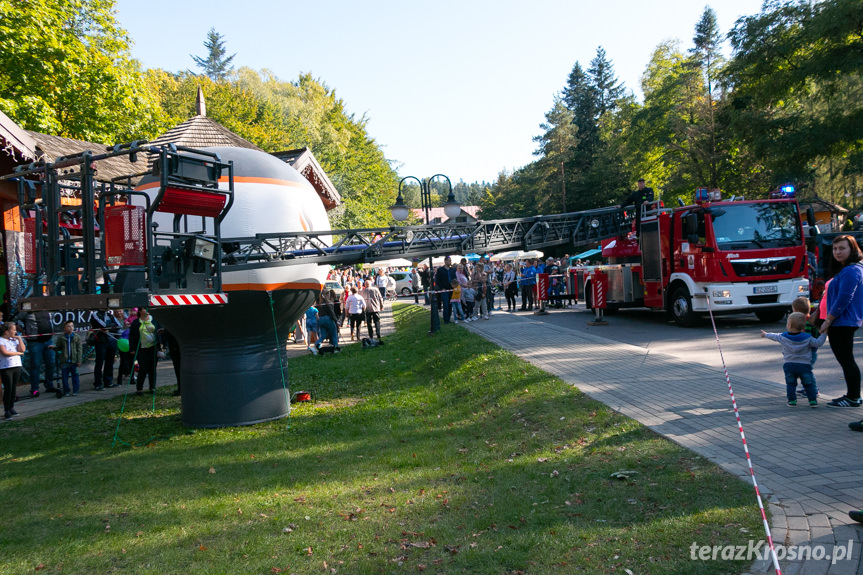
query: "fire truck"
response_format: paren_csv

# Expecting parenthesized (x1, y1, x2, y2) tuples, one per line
(574, 189, 814, 326)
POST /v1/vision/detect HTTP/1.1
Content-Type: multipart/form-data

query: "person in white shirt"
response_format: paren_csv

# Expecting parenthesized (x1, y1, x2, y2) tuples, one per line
(345, 287, 367, 341)
(0, 323, 26, 419)
(375, 269, 388, 299)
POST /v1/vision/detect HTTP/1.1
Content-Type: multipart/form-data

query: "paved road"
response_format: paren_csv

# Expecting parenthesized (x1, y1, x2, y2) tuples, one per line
(526, 302, 860, 401)
(462, 305, 863, 575)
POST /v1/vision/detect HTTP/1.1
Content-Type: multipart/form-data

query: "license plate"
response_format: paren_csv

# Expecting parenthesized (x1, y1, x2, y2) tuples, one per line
(753, 285, 778, 294)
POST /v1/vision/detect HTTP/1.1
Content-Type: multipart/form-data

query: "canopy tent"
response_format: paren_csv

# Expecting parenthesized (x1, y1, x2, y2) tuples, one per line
(571, 248, 601, 262)
(489, 249, 544, 262)
(489, 250, 521, 262)
(362, 258, 413, 269)
(422, 255, 465, 268)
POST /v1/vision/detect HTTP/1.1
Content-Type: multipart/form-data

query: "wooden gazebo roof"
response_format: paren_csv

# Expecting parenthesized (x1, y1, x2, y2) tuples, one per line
(147, 115, 262, 152)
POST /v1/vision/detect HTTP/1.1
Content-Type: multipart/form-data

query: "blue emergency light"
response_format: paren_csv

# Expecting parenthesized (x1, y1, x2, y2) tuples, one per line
(779, 183, 796, 197)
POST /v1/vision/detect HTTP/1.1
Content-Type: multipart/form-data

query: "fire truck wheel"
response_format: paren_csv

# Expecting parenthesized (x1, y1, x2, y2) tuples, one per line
(670, 286, 697, 327)
(754, 308, 787, 323)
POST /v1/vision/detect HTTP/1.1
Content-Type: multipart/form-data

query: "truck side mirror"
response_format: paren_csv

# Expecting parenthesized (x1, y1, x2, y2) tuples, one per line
(805, 208, 819, 238)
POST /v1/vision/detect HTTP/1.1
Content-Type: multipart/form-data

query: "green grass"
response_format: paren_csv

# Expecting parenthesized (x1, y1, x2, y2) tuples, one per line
(0, 304, 761, 574)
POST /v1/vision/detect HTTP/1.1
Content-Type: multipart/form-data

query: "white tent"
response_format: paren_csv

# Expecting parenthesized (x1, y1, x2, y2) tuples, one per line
(489, 250, 544, 262)
(490, 250, 521, 262)
(362, 258, 414, 269)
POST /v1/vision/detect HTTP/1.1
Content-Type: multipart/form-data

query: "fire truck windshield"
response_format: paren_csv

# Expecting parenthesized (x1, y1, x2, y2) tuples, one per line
(710, 203, 802, 250)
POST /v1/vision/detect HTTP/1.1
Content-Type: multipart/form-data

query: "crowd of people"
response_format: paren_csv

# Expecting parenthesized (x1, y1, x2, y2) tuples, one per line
(292, 254, 580, 354)
(1, 307, 182, 419)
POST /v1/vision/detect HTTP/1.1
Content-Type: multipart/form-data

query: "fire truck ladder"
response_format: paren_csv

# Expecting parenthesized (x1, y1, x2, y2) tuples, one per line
(220, 207, 630, 271)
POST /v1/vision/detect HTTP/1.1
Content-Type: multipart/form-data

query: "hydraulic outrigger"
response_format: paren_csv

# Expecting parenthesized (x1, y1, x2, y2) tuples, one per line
(2, 141, 634, 312)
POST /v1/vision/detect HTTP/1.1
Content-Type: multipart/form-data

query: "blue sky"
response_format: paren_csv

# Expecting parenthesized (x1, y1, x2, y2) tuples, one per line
(116, 0, 765, 185)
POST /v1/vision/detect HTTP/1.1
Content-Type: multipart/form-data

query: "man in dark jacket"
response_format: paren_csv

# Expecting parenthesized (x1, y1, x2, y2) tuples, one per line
(622, 178, 655, 236)
(434, 256, 453, 324)
(419, 264, 431, 305)
(22, 311, 57, 396)
(90, 310, 123, 390)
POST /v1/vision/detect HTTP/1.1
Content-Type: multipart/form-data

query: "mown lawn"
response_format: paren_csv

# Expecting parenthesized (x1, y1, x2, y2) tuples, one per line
(0, 304, 760, 574)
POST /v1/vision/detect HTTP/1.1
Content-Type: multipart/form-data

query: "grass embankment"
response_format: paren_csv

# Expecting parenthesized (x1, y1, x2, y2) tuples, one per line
(0, 304, 760, 574)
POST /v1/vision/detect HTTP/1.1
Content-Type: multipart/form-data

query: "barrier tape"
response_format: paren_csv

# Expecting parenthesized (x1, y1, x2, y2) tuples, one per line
(705, 294, 782, 574)
(20, 328, 123, 339)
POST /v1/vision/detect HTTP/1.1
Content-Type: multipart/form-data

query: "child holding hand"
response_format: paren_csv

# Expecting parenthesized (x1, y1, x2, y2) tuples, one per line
(762, 312, 827, 407)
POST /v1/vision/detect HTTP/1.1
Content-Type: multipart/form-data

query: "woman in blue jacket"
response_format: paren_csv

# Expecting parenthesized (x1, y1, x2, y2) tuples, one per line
(820, 235, 863, 409)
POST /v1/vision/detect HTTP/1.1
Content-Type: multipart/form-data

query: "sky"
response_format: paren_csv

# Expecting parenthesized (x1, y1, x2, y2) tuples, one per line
(115, 0, 765, 186)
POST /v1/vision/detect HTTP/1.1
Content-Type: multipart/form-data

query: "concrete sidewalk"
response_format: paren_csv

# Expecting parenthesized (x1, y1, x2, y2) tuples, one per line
(462, 308, 863, 575)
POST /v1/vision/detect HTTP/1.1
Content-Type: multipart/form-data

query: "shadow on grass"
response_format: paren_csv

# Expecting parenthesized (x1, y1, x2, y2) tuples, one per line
(0, 304, 762, 575)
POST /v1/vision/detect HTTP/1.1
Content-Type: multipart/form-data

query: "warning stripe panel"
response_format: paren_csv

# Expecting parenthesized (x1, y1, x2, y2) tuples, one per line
(149, 293, 228, 306)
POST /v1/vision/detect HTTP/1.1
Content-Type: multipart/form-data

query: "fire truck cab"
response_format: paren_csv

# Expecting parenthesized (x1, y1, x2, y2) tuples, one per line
(577, 193, 811, 326)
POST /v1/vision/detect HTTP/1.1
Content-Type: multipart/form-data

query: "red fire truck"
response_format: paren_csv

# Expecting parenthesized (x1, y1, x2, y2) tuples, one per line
(574, 190, 812, 326)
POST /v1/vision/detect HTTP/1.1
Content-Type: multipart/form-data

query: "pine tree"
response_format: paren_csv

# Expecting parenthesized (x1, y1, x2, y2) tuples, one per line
(191, 28, 236, 81)
(588, 47, 625, 117)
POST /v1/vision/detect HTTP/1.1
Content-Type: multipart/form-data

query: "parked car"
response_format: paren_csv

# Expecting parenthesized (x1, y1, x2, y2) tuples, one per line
(324, 281, 345, 298)
(389, 271, 415, 296)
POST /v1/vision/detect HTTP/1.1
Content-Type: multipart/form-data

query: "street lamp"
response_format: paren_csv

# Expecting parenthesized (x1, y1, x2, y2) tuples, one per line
(390, 174, 462, 334)
(390, 174, 462, 224)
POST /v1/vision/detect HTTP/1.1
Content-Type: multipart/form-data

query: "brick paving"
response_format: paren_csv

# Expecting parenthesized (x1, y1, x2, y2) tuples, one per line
(461, 307, 863, 575)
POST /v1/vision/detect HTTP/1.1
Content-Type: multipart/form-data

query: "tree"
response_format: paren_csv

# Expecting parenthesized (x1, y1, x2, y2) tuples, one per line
(588, 47, 625, 117)
(725, 0, 863, 199)
(689, 6, 725, 187)
(534, 97, 577, 211)
(0, 0, 165, 142)
(146, 68, 399, 228)
(191, 28, 236, 81)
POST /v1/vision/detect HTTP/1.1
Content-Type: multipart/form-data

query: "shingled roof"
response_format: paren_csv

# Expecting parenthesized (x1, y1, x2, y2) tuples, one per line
(147, 115, 262, 152)
(25, 130, 144, 183)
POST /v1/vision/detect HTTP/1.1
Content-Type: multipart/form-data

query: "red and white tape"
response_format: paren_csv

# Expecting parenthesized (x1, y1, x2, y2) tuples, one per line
(148, 294, 228, 307)
(705, 295, 783, 574)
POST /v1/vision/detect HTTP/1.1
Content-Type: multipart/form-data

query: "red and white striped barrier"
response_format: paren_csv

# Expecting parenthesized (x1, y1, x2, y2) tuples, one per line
(148, 294, 229, 307)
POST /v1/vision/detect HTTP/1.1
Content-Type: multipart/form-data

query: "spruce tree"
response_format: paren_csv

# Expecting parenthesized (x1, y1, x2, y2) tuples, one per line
(191, 28, 236, 81)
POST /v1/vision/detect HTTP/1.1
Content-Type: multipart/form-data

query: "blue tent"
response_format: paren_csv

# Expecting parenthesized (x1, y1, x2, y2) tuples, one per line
(571, 248, 601, 262)
(465, 253, 482, 261)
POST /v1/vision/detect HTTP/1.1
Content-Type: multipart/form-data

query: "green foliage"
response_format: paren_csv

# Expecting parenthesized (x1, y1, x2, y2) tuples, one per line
(486, 1, 861, 217)
(190, 27, 236, 81)
(725, 0, 863, 200)
(144, 68, 399, 228)
(0, 0, 164, 143)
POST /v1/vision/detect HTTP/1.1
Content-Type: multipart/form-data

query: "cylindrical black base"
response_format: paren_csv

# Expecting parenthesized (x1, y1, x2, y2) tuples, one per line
(152, 289, 315, 428)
